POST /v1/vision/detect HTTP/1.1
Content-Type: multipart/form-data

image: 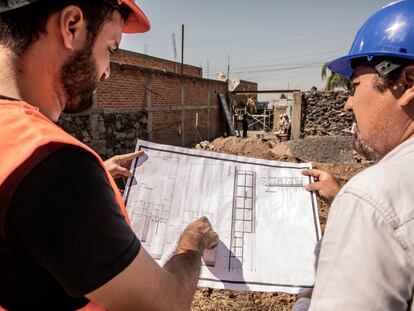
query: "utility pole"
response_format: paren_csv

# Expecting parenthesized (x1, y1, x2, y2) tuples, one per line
(224, 49, 227, 77)
(206, 59, 210, 79)
(171, 33, 178, 62)
(227, 54, 230, 80)
(181, 24, 184, 76)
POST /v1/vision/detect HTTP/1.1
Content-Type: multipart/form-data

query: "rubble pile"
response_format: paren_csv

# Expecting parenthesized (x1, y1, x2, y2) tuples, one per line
(302, 91, 353, 137)
(195, 140, 215, 150)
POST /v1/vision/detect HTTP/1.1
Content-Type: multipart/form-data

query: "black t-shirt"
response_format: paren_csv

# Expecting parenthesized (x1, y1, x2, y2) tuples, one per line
(0, 144, 140, 310)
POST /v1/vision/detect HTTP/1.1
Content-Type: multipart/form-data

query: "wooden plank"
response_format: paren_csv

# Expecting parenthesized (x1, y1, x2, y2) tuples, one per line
(292, 91, 302, 140)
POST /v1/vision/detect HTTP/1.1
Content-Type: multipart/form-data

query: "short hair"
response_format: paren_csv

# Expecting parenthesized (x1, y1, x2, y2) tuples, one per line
(351, 57, 412, 92)
(0, 0, 130, 55)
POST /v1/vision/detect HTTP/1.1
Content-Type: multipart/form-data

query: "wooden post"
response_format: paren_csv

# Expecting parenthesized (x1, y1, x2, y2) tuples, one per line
(272, 106, 277, 132)
(207, 81, 211, 140)
(181, 78, 185, 146)
(291, 91, 302, 140)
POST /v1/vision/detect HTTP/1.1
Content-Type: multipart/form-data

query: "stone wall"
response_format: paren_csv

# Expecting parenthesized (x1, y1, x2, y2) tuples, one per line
(301, 91, 353, 137)
(58, 110, 148, 159)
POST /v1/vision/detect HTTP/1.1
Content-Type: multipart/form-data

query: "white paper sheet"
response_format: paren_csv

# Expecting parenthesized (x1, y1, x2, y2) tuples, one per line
(124, 140, 320, 293)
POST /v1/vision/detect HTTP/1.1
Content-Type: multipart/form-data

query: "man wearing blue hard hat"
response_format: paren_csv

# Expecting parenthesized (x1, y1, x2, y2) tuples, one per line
(295, 1, 414, 310)
(0, 0, 218, 310)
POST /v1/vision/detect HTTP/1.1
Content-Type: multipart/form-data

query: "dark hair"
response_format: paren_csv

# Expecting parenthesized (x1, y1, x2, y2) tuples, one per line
(0, 0, 130, 55)
(351, 56, 410, 92)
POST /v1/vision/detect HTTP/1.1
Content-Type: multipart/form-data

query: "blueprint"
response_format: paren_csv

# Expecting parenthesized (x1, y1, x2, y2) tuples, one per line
(124, 140, 320, 293)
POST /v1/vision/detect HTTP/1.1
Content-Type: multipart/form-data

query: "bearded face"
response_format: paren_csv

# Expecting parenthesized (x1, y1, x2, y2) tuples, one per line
(353, 123, 383, 162)
(61, 43, 99, 114)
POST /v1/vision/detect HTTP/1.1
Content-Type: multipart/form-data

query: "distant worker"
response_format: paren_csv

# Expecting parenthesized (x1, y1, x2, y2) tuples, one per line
(278, 114, 291, 136)
(0, 1, 218, 310)
(283, 114, 291, 138)
(278, 115, 286, 133)
(246, 96, 257, 114)
(242, 112, 249, 138)
(293, 1, 414, 310)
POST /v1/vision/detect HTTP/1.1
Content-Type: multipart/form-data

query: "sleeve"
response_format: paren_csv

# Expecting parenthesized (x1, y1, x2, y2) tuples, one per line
(308, 192, 414, 310)
(5, 145, 141, 297)
(292, 298, 310, 311)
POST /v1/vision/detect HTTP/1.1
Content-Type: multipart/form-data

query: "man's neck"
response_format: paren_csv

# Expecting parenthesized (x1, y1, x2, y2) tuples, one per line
(0, 48, 23, 101)
(0, 46, 63, 122)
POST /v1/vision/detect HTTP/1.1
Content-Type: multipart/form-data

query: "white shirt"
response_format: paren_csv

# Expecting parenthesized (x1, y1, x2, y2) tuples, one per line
(294, 136, 414, 310)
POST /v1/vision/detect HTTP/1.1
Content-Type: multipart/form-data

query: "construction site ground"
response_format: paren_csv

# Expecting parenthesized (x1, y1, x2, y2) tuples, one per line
(191, 133, 370, 310)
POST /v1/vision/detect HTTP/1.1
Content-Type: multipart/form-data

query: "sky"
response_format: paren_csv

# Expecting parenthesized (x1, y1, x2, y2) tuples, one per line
(121, 0, 396, 96)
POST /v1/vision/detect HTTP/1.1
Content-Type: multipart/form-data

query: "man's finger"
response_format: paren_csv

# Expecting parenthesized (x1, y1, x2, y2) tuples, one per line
(304, 181, 322, 192)
(115, 166, 132, 178)
(119, 150, 145, 162)
(198, 216, 211, 226)
(302, 169, 322, 178)
(206, 232, 219, 249)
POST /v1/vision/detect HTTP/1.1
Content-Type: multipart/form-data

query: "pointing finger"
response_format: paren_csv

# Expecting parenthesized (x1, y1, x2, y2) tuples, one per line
(120, 150, 145, 162)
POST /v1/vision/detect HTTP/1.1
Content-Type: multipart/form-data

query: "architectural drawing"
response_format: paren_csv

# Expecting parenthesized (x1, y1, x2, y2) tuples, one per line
(230, 168, 256, 272)
(129, 201, 169, 259)
(124, 140, 320, 293)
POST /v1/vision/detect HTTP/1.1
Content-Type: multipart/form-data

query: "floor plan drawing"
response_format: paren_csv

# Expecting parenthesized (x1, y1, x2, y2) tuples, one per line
(124, 140, 320, 293)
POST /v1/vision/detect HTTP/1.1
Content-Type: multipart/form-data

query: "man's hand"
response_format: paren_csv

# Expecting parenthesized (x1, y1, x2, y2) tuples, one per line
(104, 150, 144, 179)
(175, 216, 219, 256)
(87, 217, 219, 311)
(302, 169, 341, 204)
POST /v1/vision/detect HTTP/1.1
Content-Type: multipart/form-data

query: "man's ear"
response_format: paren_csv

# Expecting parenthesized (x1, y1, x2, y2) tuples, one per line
(399, 65, 414, 107)
(59, 5, 88, 51)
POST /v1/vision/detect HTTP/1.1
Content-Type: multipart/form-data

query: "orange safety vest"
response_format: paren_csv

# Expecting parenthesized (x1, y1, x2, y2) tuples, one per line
(0, 100, 130, 311)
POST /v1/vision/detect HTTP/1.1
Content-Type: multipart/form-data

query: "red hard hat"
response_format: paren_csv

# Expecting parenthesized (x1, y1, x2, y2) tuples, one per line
(0, 0, 150, 34)
(118, 0, 150, 33)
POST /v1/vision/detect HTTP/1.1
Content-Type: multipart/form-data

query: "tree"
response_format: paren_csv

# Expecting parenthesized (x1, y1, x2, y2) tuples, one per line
(321, 62, 353, 91)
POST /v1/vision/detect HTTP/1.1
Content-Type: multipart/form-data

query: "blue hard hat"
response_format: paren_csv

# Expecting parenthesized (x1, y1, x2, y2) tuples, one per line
(328, 0, 414, 78)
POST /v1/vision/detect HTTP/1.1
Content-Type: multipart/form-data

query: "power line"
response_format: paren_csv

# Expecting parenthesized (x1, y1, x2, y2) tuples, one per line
(134, 29, 354, 49)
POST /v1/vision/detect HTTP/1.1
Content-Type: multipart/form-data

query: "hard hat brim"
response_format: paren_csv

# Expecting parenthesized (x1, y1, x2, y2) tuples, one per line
(328, 51, 414, 78)
(121, 0, 151, 33)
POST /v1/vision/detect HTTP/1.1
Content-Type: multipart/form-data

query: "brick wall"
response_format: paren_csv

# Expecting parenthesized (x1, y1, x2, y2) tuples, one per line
(233, 80, 258, 105)
(59, 59, 229, 158)
(111, 49, 202, 77)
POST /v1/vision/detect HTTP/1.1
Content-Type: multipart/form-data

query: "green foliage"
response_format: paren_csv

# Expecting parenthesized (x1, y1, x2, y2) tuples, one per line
(321, 62, 353, 91)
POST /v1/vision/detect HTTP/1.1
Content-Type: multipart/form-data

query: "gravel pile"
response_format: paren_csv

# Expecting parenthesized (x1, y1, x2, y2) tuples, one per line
(288, 136, 361, 163)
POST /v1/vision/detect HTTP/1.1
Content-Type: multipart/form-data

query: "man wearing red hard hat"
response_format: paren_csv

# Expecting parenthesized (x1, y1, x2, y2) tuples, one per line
(0, 1, 218, 310)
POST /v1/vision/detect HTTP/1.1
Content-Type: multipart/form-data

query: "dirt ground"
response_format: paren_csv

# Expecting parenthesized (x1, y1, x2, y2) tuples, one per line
(191, 135, 369, 311)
